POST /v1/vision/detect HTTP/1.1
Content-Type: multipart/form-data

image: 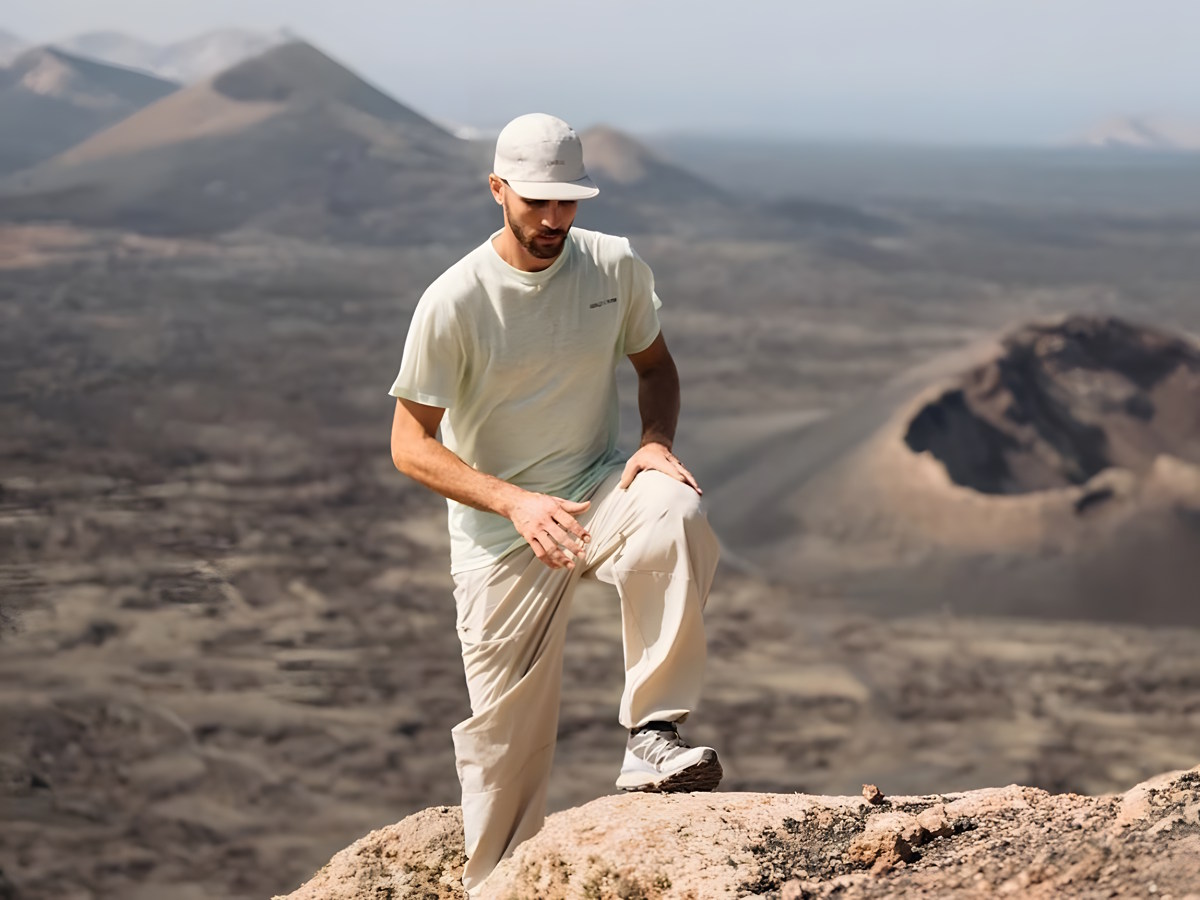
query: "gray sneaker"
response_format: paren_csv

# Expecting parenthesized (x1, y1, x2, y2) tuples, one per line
(615, 722, 722, 793)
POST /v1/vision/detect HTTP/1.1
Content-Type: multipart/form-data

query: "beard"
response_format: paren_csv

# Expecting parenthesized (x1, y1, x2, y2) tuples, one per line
(504, 200, 569, 260)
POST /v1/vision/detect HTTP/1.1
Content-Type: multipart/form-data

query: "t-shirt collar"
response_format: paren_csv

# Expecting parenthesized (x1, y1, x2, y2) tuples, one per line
(486, 228, 573, 285)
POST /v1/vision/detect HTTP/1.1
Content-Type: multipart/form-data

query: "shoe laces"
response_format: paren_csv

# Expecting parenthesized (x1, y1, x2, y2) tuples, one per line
(630, 726, 690, 766)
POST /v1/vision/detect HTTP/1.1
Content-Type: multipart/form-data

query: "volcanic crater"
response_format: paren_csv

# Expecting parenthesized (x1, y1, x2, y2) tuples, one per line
(904, 315, 1200, 495)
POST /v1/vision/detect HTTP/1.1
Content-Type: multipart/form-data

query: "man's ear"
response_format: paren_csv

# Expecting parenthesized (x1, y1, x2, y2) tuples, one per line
(488, 174, 505, 205)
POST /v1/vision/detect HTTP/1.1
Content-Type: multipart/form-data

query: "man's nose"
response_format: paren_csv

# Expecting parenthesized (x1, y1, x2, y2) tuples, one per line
(541, 202, 568, 229)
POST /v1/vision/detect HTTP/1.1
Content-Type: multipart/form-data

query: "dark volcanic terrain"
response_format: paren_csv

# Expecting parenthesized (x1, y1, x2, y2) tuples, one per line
(1, 37, 1199, 897)
(904, 315, 1200, 495)
(1, 214, 1199, 898)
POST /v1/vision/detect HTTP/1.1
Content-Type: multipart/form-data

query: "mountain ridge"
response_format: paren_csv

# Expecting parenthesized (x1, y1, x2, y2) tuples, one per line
(1074, 114, 1200, 151)
(53, 27, 290, 82)
(0, 45, 177, 174)
(0, 40, 489, 243)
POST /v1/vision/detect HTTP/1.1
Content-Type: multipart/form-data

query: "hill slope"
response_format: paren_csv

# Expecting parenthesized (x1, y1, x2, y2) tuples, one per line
(0, 46, 178, 174)
(577, 125, 900, 239)
(577, 124, 743, 237)
(0, 41, 493, 243)
(55, 28, 289, 82)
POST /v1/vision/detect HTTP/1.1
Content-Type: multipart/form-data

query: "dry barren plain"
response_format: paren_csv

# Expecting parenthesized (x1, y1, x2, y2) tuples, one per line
(2, 214, 1200, 899)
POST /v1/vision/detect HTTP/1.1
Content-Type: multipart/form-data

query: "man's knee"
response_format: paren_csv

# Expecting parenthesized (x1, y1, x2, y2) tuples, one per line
(629, 470, 706, 524)
(619, 471, 718, 577)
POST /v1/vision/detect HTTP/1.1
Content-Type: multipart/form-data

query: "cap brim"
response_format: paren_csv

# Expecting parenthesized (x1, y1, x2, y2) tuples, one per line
(505, 175, 599, 201)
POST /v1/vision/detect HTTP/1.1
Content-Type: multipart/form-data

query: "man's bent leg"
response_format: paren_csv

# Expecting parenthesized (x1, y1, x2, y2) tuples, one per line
(585, 470, 720, 729)
(451, 548, 577, 895)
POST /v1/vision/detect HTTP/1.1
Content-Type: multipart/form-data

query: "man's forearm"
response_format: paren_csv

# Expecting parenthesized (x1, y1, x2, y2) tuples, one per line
(393, 432, 523, 518)
(636, 356, 681, 451)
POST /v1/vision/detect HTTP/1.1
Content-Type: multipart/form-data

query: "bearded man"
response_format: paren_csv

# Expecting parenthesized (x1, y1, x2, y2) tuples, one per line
(388, 112, 721, 896)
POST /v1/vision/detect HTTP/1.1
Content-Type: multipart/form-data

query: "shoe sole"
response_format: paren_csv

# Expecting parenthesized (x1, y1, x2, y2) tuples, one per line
(617, 750, 723, 793)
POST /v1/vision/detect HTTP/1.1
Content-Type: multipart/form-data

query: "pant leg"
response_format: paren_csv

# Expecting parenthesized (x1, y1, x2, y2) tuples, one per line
(451, 469, 719, 894)
(583, 469, 721, 729)
(451, 548, 578, 896)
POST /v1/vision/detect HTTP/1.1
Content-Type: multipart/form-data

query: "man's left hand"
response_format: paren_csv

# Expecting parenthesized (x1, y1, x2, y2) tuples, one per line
(618, 442, 701, 494)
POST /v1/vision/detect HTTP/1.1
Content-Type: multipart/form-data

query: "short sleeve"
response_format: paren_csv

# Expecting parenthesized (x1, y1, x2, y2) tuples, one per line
(621, 246, 663, 356)
(388, 291, 465, 408)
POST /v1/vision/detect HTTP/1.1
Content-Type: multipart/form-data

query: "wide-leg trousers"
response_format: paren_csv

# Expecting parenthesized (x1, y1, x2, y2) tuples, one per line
(449, 468, 720, 896)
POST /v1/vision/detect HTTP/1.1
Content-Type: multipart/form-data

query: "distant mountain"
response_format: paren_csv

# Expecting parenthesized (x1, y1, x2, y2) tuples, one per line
(583, 125, 721, 201)
(54, 28, 290, 82)
(1074, 115, 1200, 151)
(0, 28, 28, 65)
(577, 125, 894, 240)
(154, 29, 292, 83)
(0, 41, 493, 244)
(52, 31, 159, 72)
(576, 125, 742, 237)
(0, 41, 893, 244)
(0, 46, 178, 175)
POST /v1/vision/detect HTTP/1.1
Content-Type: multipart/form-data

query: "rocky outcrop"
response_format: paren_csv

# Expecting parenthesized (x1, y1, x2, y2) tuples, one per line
(277, 764, 1200, 899)
(277, 806, 466, 900)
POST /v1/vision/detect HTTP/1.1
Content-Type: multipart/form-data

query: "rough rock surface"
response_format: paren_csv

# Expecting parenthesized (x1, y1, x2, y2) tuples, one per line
(279, 764, 1200, 899)
(277, 806, 466, 900)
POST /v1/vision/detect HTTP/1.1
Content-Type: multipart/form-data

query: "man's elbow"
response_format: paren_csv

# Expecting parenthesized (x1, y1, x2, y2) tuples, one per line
(390, 437, 420, 478)
(390, 399, 444, 479)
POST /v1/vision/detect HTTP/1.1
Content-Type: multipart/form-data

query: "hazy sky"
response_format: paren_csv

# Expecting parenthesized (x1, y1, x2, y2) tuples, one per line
(5, 1, 1198, 143)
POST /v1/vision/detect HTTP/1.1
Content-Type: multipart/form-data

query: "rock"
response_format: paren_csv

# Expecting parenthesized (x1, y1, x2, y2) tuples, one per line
(274, 806, 465, 900)
(280, 765, 1200, 900)
(845, 812, 924, 871)
(916, 803, 955, 839)
(862, 783, 884, 804)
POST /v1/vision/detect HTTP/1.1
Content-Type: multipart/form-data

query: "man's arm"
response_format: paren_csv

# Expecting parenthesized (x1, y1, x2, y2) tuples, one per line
(390, 398, 590, 569)
(619, 332, 701, 493)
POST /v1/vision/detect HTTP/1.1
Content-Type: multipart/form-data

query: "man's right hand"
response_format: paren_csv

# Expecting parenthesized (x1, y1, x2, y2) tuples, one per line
(505, 490, 591, 570)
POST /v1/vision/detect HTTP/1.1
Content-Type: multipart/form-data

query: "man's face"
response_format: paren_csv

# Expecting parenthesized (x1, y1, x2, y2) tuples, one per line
(499, 183, 578, 260)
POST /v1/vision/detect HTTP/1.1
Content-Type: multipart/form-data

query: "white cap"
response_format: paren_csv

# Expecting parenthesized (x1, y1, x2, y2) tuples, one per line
(493, 113, 599, 201)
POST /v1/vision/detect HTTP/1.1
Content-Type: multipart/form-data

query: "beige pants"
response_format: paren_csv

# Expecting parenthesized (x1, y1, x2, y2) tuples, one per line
(450, 468, 720, 896)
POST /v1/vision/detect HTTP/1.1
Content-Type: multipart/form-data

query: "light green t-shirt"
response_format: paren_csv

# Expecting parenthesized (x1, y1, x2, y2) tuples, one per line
(389, 227, 663, 574)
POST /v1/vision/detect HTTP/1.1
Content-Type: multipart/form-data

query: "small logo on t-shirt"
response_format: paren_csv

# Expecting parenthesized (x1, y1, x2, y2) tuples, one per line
(589, 297, 617, 309)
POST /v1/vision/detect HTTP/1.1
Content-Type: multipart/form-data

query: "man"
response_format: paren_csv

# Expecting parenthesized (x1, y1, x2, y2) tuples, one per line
(388, 113, 720, 896)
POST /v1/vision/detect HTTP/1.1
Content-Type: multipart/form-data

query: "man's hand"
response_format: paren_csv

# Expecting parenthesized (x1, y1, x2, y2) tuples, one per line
(506, 491, 592, 570)
(618, 442, 701, 494)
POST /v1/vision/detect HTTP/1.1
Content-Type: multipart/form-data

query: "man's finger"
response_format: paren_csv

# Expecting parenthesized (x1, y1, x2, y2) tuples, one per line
(618, 458, 640, 490)
(545, 523, 585, 557)
(652, 458, 702, 495)
(638, 457, 683, 482)
(550, 508, 591, 544)
(532, 532, 566, 568)
(550, 540, 576, 568)
(556, 498, 591, 514)
(674, 460, 702, 494)
(542, 529, 578, 569)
